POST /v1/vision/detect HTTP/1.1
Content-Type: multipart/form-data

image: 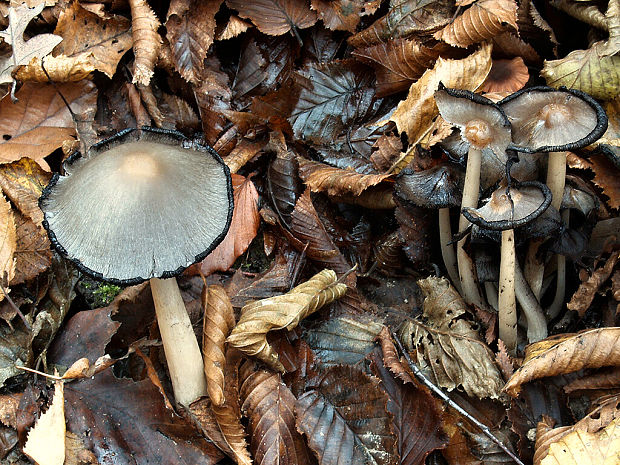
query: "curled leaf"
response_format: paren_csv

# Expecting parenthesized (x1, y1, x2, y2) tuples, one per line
(129, 0, 162, 85)
(567, 252, 619, 316)
(0, 194, 15, 295)
(227, 269, 348, 372)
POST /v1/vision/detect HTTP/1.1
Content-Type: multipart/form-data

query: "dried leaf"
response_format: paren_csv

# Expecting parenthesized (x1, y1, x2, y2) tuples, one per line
(479, 57, 529, 94)
(564, 367, 620, 393)
(228, 269, 347, 372)
(216, 15, 251, 41)
(296, 365, 397, 465)
(589, 154, 620, 210)
(199, 174, 259, 275)
(23, 380, 65, 465)
(226, 0, 317, 36)
(311, 0, 380, 32)
(202, 284, 236, 407)
(377, 327, 416, 385)
(0, 194, 15, 293)
(0, 157, 50, 226)
(0, 4, 62, 84)
(567, 252, 619, 316)
(297, 157, 391, 197)
(129, 0, 162, 85)
(166, 0, 223, 84)
(12, 211, 51, 285)
(160, 93, 200, 130)
(0, 81, 97, 170)
(195, 59, 233, 146)
(0, 321, 31, 388)
(267, 143, 302, 226)
(434, 0, 518, 48)
(504, 328, 620, 397)
(240, 368, 311, 465)
(390, 43, 492, 169)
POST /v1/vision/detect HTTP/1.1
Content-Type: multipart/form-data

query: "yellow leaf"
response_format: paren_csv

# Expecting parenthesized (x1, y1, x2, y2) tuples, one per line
(0, 193, 16, 300)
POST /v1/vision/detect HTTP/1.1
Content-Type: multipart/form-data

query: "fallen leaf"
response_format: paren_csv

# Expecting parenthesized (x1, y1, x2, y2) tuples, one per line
(0, 157, 50, 226)
(216, 15, 251, 41)
(23, 379, 65, 465)
(0, 193, 15, 294)
(0, 81, 97, 170)
(504, 328, 620, 397)
(0, 3, 62, 84)
(479, 57, 529, 94)
(567, 252, 619, 316)
(195, 57, 233, 146)
(227, 269, 347, 372)
(0, 393, 21, 428)
(311, 0, 380, 32)
(199, 174, 260, 275)
(128, 0, 162, 85)
(564, 366, 620, 393)
(296, 365, 397, 465)
(267, 142, 302, 226)
(11, 211, 51, 285)
(226, 0, 317, 37)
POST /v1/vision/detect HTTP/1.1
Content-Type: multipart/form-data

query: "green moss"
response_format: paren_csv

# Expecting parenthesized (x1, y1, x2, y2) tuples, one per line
(92, 284, 121, 307)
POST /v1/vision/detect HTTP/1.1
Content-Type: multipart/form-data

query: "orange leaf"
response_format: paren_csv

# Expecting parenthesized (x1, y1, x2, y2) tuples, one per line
(128, 0, 162, 85)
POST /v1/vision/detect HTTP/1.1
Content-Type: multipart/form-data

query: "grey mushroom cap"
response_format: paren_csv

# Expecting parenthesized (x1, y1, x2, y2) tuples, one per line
(499, 86, 608, 153)
(394, 164, 464, 208)
(462, 181, 552, 231)
(40, 127, 234, 285)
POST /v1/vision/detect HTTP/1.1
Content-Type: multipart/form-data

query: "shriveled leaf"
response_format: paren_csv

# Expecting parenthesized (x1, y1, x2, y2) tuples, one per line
(479, 57, 529, 93)
(199, 174, 260, 275)
(564, 367, 620, 393)
(541, 416, 620, 465)
(348, 0, 454, 48)
(434, 0, 518, 48)
(297, 157, 391, 197)
(216, 15, 251, 41)
(390, 43, 492, 171)
(567, 252, 619, 316)
(228, 269, 347, 372)
(0, 322, 31, 389)
(0, 193, 15, 293)
(0, 157, 50, 226)
(404, 276, 504, 399)
(353, 38, 447, 97)
(267, 143, 302, 226)
(289, 60, 375, 144)
(129, 0, 162, 85)
(0, 81, 97, 170)
(226, 0, 317, 36)
(370, 134, 403, 172)
(160, 93, 201, 130)
(296, 365, 397, 465)
(195, 59, 233, 146)
(311, 0, 380, 32)
(240, 368, 311, 465)
(12, 211, 51, 285)
(304, 313, 384, 367)
(166, 0, 223, 84)
(377, 327, 415, 385)
(504, 328, 620, 397)
(394, 200, 433, 266)
(23, 380, 65, 465)
(202, 284, 236, 407)
(0, 4, 62, 84)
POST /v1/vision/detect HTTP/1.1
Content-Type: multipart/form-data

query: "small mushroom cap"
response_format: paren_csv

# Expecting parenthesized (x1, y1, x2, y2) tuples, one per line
(462, 181, 551, 231)
(40, 128, 233, 285)
(435, 86, 512, 157)
(394, 164, 464, 208)
(500, 86, 608, 153)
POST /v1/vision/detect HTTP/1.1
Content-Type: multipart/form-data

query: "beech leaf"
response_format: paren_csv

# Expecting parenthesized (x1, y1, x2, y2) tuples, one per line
(129, 0, 162, 85)
(12, 211, 51, 285)
(0, 193, 15, 295)
(227, 269, 348, 372)
(295, 365, 397, 465)
(311, 0, 380, 33)
(567, 252, 619, 316)
(226, 0, 317, 36)
(0, 4, 62, 84)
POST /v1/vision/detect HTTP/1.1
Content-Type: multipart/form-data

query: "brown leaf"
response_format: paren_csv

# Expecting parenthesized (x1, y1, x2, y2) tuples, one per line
(564, 367, 620, 394)
(216, 15, 251, 41)
(311, 0, 380, 32)
(434, 0, 518, 48)
(0, 81, 97, 170)
(0, 4, 62, 84)
(348, 0, 454, 48)
(15, 54, 95, 82)
(394, 200, 433, 267)
(295, 365, 397, 465)
(199, 174, 260, 275)
(371, 134, 403, 172)
(0, 158, 48, 226)
(0, 393, 20, 428)
(227, 269, 347, 372)
(11, 211, 51, 285)
(194, 58, 233, 146)
(0, 193, 15, 294)
(589, 153, 620, 210)
(377, 327, 415, 385)
(504, 328, 620, 397)
(129, 0, 162, 85)
(390, 43, 492, 167)
(240, 368, 311, 465)
(226, 0, 317, 36)
(267, 141, 302, 226)
(567, 252, 619, 316)
(479, 57, 529, 94)
(495, 339, 515, 380)
(202, 284, 236, 407)
(166, 0, 223, 84)
(297, 157, 392, 197)
(353, 38, 448, 97)
(222, 138, 267, 174)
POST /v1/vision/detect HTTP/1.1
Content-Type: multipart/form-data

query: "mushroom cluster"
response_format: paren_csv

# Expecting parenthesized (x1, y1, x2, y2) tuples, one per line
(40, 127, 234, 406)
(399, 84, 609, 354)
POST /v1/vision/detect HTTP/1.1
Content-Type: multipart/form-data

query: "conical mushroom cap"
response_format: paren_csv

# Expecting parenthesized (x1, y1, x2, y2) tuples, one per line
(40, 128, 233, 285)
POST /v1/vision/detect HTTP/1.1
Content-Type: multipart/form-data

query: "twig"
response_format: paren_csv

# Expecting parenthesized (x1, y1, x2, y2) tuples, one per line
(0, 284, 31, 331)
(390, 330, 525, 465)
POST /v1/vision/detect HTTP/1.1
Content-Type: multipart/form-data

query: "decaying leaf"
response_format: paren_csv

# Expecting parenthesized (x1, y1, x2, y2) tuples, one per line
(434, 0, 518, 48)
(23, 380, 65, 465)
(202, 284, 236, 407)
(226, 0, 317, 37)
(564, 366, 620, 393)
(311, 0, 380, 32)
(479, 57, 529, 94)
(240, 368, 311, 465)
(228, 269, 347, 372)
(12, 211, 51, 285)
(216, 15, 251, 41)
(0, 157, 50, 227)
(0, 3, 62, 84)
(567, 252, 619, 316)
(0, 193, 15, 295)
(504, 328, 620, 397)
(402, 276, 504, 399)
(199, 174, 260, 276)
(128, 0, 162, 85)
(296, 365, 397, 465)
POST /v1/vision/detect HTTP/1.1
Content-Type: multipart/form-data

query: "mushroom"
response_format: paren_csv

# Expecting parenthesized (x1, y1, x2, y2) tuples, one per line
(395, 164, 463, 292)
(499, 86, 608, 298)
(463, 180, 551, 351)
(435, 85, 512, 310)
(40, 127, 234, 407)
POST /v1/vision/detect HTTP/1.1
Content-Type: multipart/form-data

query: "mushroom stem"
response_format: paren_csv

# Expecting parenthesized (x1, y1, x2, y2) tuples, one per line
(514, 259, 547, 343)
(546, 209, 570, 320)
(457, 147, 486, 309)
(150, 277, 208, 406)
(523, 240, 544, 300)
(498, 229, 517, 354)
(439, 207, 461, 293)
